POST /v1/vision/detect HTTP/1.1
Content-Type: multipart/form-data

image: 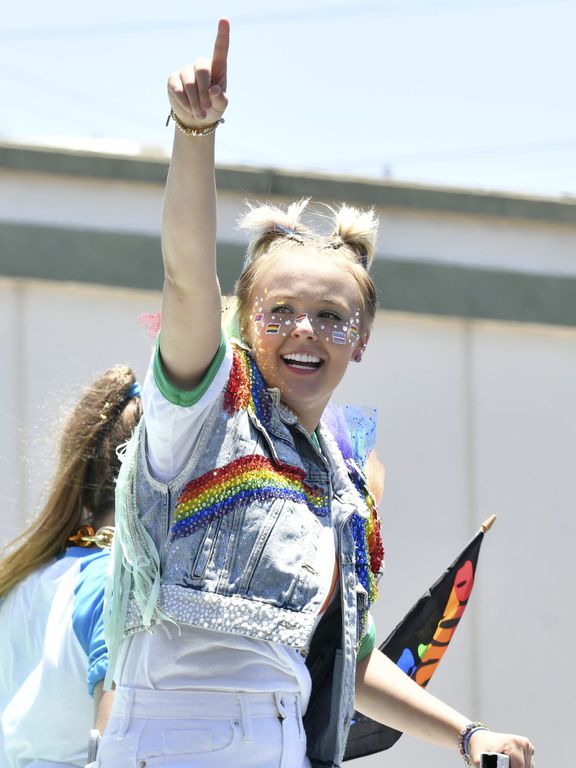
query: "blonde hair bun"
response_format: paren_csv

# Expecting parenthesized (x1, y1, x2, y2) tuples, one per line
(237, 198, 378, 271)
(237, 198, 313, 265)
(328, 203, 378, 269)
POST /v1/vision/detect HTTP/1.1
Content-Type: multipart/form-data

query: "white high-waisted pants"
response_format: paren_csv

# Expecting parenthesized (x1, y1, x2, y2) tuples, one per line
(95, 687, 311, 768)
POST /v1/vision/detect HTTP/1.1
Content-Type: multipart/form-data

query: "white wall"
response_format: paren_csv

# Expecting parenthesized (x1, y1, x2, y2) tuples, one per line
(0, 278, 159, 542)
(3, 170, 576, 279)
(338, 313, 574, 766)
(0, 170, 163, 234)
(0, 276, 571, 765)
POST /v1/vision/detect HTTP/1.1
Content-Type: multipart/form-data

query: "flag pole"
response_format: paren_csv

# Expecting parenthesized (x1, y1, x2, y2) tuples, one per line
(480, 514, 496, 533)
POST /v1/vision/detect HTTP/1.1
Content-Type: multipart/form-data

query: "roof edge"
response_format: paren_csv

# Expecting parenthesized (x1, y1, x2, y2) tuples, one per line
(1, 140, 576, 224)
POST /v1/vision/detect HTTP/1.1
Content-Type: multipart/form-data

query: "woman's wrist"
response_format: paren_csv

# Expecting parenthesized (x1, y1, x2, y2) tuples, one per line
(166, 108, 224, 137)
(457, 721, 490, 765)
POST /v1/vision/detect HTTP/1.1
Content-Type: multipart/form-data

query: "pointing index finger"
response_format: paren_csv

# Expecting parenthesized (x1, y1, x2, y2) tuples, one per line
(211, 18, 230, 88)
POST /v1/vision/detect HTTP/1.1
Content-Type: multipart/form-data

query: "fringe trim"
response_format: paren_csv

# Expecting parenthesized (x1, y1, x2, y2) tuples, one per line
(104, 426, 176, 688)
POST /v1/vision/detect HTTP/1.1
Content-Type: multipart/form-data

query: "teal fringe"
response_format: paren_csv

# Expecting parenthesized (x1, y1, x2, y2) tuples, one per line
(103, 422, 176, 689)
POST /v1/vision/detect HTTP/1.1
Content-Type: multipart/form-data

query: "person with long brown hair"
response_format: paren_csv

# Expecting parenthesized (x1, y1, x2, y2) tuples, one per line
(0, 366, 142, 768)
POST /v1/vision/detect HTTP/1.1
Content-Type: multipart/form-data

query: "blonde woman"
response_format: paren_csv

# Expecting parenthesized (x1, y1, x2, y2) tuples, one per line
(99, 20, 534, 768)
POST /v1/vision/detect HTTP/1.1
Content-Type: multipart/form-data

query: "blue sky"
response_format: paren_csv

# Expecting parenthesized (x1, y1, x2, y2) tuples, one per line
(1, 0, 575, 197)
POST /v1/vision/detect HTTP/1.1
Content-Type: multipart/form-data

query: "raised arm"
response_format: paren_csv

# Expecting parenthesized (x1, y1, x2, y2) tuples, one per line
(160, 19, 230, 388)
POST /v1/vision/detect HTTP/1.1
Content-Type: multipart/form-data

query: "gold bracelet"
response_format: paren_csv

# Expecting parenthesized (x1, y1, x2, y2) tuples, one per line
(165, 108, 224, 137)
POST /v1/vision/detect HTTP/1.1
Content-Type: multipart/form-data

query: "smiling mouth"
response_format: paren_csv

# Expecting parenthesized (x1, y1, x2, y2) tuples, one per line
(281, 353, 323, 370)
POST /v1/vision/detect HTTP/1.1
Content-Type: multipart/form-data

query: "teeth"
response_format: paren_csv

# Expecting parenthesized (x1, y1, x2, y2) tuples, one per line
(283, 353, 321, 364)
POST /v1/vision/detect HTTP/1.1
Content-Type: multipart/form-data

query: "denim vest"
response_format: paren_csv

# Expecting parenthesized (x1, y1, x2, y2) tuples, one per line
(109, 347, 381, 767)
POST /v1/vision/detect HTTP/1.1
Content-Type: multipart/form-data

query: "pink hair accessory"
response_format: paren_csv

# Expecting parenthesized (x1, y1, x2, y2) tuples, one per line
(138, 311, 162, 340)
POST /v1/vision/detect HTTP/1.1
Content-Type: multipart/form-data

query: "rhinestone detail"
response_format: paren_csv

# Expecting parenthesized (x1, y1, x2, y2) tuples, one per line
(347, 464, 385, 637)
(125, 586, 316, 651)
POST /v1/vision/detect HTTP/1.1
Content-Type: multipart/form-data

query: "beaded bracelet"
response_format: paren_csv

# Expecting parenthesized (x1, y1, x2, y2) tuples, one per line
(458, 722, 489, 766)
(165, 108, 225, 137)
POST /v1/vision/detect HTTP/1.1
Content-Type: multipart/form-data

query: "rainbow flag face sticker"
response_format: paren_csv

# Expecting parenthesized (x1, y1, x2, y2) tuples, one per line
(332, 330, 347, 344)
(254, 313, 264, 323)
(265, 323, 281, 334)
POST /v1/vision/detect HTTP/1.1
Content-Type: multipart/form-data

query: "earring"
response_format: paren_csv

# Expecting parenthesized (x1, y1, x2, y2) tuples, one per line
(355, 342, 367, 363)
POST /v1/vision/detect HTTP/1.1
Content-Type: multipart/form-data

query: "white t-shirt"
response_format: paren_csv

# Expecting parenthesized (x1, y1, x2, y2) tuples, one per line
(114, 337, 338, 707)
(0, 548, 110, 768)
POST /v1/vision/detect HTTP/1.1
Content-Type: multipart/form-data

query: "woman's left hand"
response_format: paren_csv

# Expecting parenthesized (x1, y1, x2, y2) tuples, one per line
(468, 728, 535, 768)
(167, 18, 230, 129)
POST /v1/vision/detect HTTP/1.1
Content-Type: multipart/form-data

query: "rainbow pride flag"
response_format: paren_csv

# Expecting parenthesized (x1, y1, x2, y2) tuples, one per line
(344, 522, 490, 759)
